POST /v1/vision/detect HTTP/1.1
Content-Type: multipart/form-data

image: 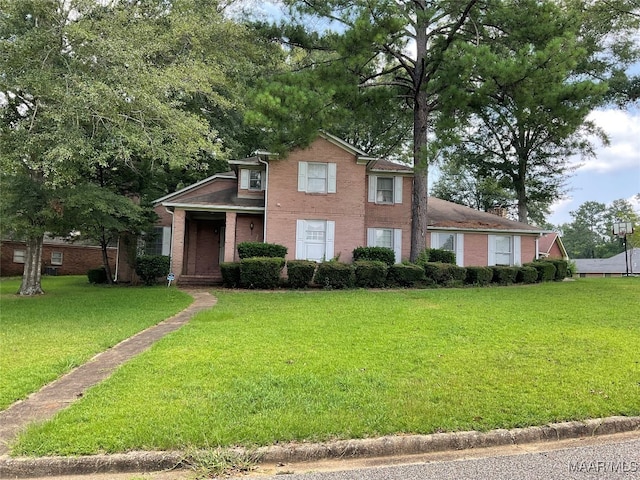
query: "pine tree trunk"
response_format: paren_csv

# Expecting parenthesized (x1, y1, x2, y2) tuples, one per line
(18, 235, 45, 296)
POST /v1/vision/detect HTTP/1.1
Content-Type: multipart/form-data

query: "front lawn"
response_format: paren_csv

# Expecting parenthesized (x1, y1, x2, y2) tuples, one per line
(0, 276, 192, 410)
(10, 278, 640, 456)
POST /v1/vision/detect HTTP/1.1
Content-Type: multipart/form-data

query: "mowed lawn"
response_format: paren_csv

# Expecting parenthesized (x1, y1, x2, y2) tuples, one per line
(0, 276, 192, 410)
(9, 278, 640, 456)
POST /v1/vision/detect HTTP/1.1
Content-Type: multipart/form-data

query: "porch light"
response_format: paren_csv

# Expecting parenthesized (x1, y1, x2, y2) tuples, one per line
(250, 221, 254, 231)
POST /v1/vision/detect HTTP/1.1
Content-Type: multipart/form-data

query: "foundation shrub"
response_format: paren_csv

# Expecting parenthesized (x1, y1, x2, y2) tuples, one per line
(490, 266, 519, 285)
(237, 242, 287, 259)
(220, 262, 241, 288)
(353, 260, 388, 288)
(464, 266, 493, 286)
(352, 246, 395, 266)
(135, 255, 170, 286)
(286, 260, 317, 289)
(239, 257, 285, 289)
(423, 262, 467, 286)
(525, 261, 556, 282)
(386, 264, 425, 287)
(87, 267, 108, 284)
(314, 262, 355, 289)
(516, 266, 539, 284)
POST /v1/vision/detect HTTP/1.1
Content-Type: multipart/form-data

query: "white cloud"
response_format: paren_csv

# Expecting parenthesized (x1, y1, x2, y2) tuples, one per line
(576, 108, 640, 173)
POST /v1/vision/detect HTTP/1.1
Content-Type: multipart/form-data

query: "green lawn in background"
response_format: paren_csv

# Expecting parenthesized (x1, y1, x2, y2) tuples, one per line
(8, 278, 640, 456)
(0, 276, 192, 410)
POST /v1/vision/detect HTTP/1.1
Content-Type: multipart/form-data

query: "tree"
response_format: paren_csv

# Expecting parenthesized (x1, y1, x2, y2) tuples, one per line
(252, 0, 482, 260)
(437, 0, 616, 224)
(1, 0, 237, 294)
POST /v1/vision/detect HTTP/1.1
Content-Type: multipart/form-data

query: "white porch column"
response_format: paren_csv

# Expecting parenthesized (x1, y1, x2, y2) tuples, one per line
(224, 211, 237, 262)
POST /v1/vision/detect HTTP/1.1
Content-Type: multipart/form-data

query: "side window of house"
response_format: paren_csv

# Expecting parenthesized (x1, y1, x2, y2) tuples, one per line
(488, 235, 521, 266)
(367, 228, 402, 263)
(146, 227, 171, 256)
(368, 175, 403, 204)
(13, 250, 26, 264)
(51, 251, 63, 265)
(298, 162, 337, 194)
(431, 232, 464, 266)
(296, 219, 335, 262)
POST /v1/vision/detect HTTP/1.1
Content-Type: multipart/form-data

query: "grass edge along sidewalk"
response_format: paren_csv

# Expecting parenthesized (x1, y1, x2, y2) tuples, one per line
(0, 416, 639, 478)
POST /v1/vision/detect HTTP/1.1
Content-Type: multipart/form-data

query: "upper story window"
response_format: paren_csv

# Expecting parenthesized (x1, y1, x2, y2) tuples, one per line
(240, 169, 264, 191)
(298, 162, 337, 194)
(368, 175, 403, 204)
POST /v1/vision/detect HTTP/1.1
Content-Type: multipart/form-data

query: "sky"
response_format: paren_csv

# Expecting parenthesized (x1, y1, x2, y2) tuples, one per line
(545, 106, 640, 226)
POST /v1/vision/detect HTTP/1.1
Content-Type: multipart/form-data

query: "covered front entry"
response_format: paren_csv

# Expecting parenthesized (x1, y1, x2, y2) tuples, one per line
(183, 212, 225, 278)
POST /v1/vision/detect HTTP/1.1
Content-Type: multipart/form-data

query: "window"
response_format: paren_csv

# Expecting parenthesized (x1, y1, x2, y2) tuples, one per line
(146, 227, 171, 256)
(13, 250, 26, 264)
(368, 175, 403, 204)
(434, 233, 455, 251)
(296, 220, 335, 262)
(489, 235, 521, 266)
(376, 177, 394, 204)
(298, 162, 337, 194)
(367, 228, 402, 263)
(249, 170, 262, 191)
(240, 169, 263, 191)
(51, 251, 63, 265)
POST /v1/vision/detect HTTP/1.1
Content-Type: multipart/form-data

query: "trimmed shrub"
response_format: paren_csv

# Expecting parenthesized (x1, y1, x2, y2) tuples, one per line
(464, 266, 493, 286)
(386, 263, 425, 287)
(422, 262, 466, 286)
(239, 257, 285, 289)
(354, 260, 388, 288)
(286, 260, 317, 289)
(220, 262, 241, 288)
(87, 267, 108, 284)
(135, 255, 170, 286)
(525, 261, 556, 282)
(544, 259, 569, 281)
(237, 242, 287, 259)
(490, 266, 518, 285)
(352, 246, 395, 266)
(416, 248, 456, 265)
(516, 266, 538, 284)
(314, 262, 355, 289)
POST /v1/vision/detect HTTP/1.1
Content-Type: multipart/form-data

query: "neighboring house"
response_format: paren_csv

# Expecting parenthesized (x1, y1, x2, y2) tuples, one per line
(574, 249, 638, 277)
(152, 133, 548, 285)
(1, 238, 116, 277)
(537, 232, 569, 260)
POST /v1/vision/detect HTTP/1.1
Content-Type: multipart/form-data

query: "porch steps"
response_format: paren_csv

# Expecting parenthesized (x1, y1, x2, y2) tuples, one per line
(177, 275, 222, 287)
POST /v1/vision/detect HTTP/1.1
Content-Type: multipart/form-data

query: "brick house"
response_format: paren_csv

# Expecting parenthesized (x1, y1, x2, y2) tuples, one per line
(152, 133, 547, 285)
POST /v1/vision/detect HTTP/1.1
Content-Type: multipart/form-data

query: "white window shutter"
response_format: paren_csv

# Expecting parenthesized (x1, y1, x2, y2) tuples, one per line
(327, 163, 337, 193)
(394, 176, 403, 204)
(295, 220, 306, 259)
(513, 235, 522, 266)
(162, 226, 171, 256)
(325, 221, 335, 260)
(430, 232, 437, 249)
(455, 233, 464, 267)
(393, 229, 402, 264)
(368, 175, 376, 203)
(240, 169, 249, 190)
(367, 228, 376, 246)
(298, 162, 307, 192)
(488, 235, 496, 266)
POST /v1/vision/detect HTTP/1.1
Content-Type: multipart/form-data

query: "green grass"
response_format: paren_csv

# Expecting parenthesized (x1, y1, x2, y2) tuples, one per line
(9, 278, 640, 456)
(0, 276, 192, 410)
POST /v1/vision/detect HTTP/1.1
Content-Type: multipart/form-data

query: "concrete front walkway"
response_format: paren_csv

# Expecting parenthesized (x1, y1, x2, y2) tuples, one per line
(0, 290, 217, 456)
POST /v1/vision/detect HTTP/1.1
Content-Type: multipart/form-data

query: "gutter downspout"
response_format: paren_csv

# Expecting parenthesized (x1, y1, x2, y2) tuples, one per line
(114, 237, 120, 282)
(258, 157, 269, 243)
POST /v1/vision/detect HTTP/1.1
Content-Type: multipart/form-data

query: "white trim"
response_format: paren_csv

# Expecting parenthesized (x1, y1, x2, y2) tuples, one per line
(161, 226, 171, 256)
(298, 161, 308, 192)
(368, 175, 377, 203)
(394, 176, 403, 204)
(326, 221, 335, 259)
(513, 235, 522, 266)
(393, 229, 402, 263)
(295, 220, 306, 260)
(488, 235, 496, 266)
(455, 233, 464, 267)
(327, 163, 337, 193)
(240, 169, 249, 189)
(428, 226, 542, 235)
(161, 203, 264, 213)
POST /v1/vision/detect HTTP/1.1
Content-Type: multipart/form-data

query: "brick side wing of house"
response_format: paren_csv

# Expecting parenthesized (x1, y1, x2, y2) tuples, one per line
(150, 133, 548, 286)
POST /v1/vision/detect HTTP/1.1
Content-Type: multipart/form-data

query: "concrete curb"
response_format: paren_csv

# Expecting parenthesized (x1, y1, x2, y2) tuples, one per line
(1, 416, 638, 478)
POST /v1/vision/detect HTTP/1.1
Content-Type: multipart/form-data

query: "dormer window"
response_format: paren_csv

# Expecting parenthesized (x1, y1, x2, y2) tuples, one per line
(240, 168, 264, 191)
